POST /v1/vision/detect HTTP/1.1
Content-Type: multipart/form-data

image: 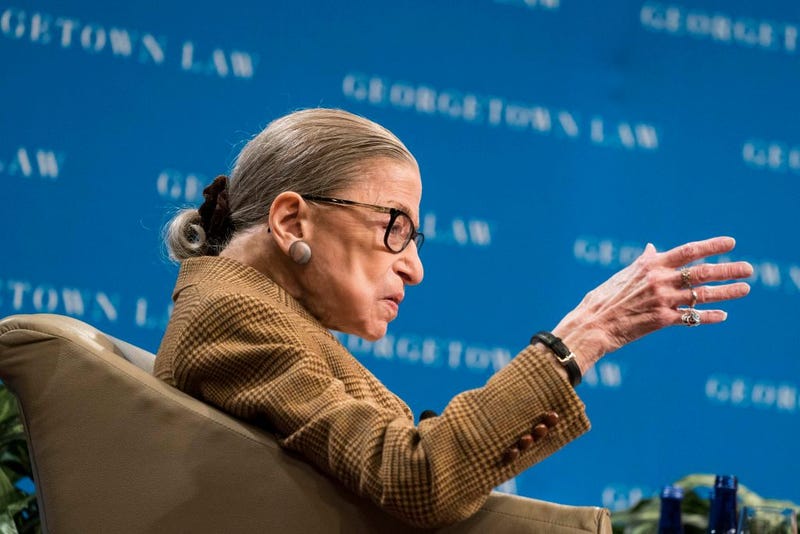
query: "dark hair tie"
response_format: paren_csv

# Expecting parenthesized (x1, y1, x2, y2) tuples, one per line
(198, 175, 235, 252)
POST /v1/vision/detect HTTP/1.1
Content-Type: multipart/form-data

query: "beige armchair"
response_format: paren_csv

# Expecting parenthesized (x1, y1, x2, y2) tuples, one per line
(0, 314, 611, 533)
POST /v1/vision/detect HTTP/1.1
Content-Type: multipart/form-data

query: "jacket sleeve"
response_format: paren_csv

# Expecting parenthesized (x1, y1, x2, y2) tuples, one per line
(167, 291, 591, 528)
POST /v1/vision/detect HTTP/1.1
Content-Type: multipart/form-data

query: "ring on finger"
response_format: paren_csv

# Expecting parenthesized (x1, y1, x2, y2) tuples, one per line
(680, 267, 692, 288)
(681, 309, 701, 327)
(689, 288, 698, 308)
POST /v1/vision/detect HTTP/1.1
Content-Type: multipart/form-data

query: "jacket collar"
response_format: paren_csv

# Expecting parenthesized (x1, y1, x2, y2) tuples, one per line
(174, 255, 326, 330)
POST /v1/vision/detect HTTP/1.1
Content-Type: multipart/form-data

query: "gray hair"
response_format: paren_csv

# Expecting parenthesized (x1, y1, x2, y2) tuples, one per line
(164, 108, 417, 261)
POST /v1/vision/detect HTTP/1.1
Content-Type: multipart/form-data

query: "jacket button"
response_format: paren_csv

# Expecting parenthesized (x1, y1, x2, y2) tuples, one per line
(503, 447, 520, 463)
(543, 411, 560, 428)
(532, 423, 548, 440)
(517, 434, 534, 451)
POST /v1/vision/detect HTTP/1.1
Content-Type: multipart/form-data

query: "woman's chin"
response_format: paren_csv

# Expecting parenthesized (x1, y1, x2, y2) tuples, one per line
(357, 322, 389, 342)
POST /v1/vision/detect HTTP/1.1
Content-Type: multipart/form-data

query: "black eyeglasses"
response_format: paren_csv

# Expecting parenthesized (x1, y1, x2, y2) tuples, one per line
(302, 195, 424, 253)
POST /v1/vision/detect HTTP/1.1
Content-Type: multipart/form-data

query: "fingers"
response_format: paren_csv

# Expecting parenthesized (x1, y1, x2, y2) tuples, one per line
(672, 309, 729, 326)
(678, 261, 754, 286)
(673, 282, 751, 307)
(660, 236, 736, 268)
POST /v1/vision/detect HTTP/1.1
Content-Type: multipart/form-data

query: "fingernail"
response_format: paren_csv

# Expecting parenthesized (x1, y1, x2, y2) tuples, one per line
(721, 311, 728, 321)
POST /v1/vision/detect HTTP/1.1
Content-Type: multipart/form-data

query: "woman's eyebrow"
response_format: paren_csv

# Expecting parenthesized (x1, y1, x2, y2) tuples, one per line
(384, 200, 414, 216)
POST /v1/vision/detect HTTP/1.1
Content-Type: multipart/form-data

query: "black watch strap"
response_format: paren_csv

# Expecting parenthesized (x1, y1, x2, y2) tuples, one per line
(530, 331, 582, 387)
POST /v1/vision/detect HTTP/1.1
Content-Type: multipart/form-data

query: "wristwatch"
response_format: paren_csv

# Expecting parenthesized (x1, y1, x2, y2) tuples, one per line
(530, 331, 582, 387)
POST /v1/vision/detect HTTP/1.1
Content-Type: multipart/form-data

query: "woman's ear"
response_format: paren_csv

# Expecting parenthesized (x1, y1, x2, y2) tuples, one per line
(268, 192, 311, 254)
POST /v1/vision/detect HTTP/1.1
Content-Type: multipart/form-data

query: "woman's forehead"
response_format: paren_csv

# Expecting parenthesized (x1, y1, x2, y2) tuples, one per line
(348, 159, 422, 212)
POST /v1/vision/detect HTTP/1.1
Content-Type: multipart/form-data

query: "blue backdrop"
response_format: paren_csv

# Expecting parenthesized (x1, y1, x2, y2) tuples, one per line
(3, 0, 798, 511)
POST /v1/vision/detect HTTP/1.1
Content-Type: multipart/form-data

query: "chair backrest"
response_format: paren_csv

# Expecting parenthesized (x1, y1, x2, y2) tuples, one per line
(0, 313, 611, 534)
(104, 333, 155, 374)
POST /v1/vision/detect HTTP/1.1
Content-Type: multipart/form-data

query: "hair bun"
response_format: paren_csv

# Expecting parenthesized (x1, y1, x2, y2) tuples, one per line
(198, 175, 235, 250)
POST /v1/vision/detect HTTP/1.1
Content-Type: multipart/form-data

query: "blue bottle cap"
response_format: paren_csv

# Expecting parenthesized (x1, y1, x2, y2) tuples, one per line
(661, 485, 685, 500)
(714, 475, 738, 490)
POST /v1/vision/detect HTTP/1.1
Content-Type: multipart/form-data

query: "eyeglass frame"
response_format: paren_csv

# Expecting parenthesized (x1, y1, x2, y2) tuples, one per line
(301, 195, 424, 253)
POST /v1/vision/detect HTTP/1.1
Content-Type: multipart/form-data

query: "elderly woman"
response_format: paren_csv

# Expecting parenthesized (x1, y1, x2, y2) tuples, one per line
(155, 108, 752, 528)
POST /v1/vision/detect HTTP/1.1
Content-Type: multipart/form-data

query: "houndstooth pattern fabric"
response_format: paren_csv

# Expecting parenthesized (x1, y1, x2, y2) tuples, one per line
(154, 256, 591, 528)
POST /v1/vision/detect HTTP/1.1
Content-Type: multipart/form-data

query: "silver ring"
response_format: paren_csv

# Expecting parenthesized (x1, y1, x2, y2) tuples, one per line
(680, 267, 692, 289)
(689, 288, 698, 308)
(681, 309, 701, 327)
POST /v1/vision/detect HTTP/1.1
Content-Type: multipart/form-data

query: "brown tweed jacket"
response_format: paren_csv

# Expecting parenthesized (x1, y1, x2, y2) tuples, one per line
(155, 256, 591, 528)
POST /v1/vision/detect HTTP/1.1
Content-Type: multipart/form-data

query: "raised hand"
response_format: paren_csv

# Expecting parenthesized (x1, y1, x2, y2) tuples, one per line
(552, 237, 753, 372)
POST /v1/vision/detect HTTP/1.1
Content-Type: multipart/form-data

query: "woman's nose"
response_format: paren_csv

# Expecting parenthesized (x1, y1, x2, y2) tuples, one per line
(395, 242, 424, 285)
